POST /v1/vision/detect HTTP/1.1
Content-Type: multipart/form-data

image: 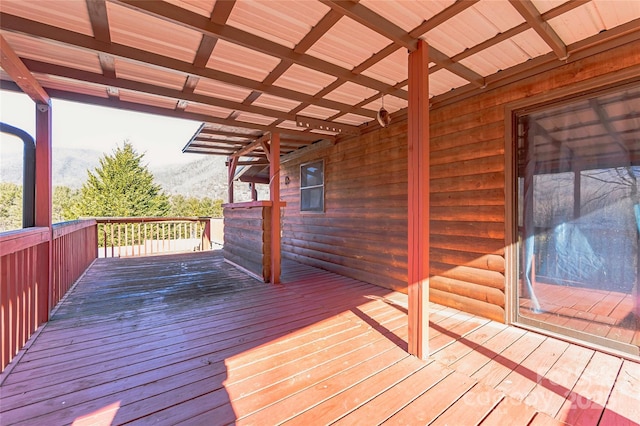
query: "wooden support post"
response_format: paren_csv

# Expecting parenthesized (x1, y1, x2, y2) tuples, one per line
(407, 39, 430, 360)
(34, 101, 52, 323)
(201, 218, 211, 251)
(250, 182, 258, 201)
(269, 132, 281, 284)
(227, 156, 237, 203)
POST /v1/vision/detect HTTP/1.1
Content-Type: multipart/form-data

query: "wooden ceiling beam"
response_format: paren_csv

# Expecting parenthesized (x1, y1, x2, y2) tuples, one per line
(191, 1, 236, 69)
(20, 59, 299, 121)
(112, 0, 406, 99)
(0, 36, 49, 104)
(231, 134, 272, 158)
(429, 46, 486, 88)
(199, 128, 261, 138)
(0, 12, 378, 119)
(86, 0, 111, 42)
(321, 0, 417, 51)
(294, 9, 343, 54)
(239, 9, 343, 109)
(410, 0, 479, 37)
(320, 0, 485, 88)
(509, 0, 568, 60)
(87, 0, 117, 80)
(0, 81, 337, 143)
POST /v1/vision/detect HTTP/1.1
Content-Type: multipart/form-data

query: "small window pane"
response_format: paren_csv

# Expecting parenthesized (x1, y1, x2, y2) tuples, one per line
(301, 163, 323, 187)
(301, 187, 324, 211)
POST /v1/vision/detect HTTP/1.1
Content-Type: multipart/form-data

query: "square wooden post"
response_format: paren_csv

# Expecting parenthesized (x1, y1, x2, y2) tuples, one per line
(35, 101, 52, 323)
(408, 39, 430, 360)
(269, 132, 281, 284)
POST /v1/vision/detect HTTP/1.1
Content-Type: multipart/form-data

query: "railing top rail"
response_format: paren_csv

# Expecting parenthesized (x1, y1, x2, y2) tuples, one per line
(0, 227, 50, 256)
(93, 217, 212, 224)
(52, 219, 97, 238)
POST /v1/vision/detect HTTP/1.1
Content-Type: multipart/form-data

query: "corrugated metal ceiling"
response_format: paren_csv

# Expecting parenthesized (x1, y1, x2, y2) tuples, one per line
(0, 0, 638, 163)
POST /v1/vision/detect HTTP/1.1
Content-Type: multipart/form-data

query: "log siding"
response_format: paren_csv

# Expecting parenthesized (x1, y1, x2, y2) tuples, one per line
(279, 41, 640, 323)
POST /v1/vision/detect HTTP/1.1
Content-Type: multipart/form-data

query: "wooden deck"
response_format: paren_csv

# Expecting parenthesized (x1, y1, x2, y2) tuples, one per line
(1, 251, 638, 425)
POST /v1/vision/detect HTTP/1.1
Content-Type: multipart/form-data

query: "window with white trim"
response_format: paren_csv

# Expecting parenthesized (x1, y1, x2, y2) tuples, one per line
(300, 160, 324, 212)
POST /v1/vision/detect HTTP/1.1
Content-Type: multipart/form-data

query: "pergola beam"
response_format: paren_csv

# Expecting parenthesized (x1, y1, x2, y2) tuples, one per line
(0, 36, 50, 104)
(0, 81, 336, 144)
(231, 134, 272, 159)
(321, 0, 417, 51)
(509, 0, 568, 60)
(319, 0, 485, 88)
(112, 0, 407, 99)
(0, 12, 377, 119)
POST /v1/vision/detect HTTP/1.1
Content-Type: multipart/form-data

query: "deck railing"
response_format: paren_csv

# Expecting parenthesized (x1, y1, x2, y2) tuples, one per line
(52, 220, 98, 307)
(0, 219, 98, 372)
(95, 217, 213, 258)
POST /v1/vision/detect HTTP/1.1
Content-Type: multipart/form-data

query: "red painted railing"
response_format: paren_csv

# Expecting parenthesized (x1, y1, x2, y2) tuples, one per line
(0, 219, 98, 372)
(0, 227, 48, 373)
(51, 220, 98, 310)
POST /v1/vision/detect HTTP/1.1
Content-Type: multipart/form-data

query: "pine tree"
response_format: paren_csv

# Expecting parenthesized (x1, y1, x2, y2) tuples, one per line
(73, 141, 169, 218)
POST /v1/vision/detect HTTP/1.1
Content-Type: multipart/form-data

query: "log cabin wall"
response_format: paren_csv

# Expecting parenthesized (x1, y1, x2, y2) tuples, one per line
(280, 122, 409, 292)
(280, 41, 640, 323)
(223, 203, 272, 282)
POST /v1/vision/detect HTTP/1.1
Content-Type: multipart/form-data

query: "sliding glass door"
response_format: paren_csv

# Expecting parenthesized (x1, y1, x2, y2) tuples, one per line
(515, 84, 639, 356)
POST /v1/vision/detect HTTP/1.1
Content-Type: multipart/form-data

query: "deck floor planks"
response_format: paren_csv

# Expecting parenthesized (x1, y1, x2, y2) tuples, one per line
(429, 382, 504, 425)
(382, 370, 477, 424)
(471, 331, 546, 387)
(523, 343, 595, 418)
(332, 360, 455, 425)
(430, 320, 509, 366)
(478, 395, 539, 425)
(281, 355, 428, 425)
(494, 338, 571, 405)
(599, 359, 640, 425)
(1, 250, 638, 425)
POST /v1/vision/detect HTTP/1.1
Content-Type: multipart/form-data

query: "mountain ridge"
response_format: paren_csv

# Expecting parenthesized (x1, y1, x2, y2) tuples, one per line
(0, 147, 258, 201)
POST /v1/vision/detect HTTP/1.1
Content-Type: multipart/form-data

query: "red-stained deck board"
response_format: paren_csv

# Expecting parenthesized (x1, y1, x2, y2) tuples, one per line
(382, 370, 477, 424)
(282, 355, 429, 425)
(1, 251, 638, 425)
(494, 337, 571, 403)
(523, 344, 594, 418)
(479, 395, 539, 426)
(333, 360, 454, 425)
(429, 382, 503, 425)
(471, 331, 546, 387)
(599, 360, 640, 425)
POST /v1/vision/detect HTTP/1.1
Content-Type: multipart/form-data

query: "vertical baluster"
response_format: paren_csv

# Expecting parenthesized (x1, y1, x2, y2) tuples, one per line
(110, 223, 114, 258)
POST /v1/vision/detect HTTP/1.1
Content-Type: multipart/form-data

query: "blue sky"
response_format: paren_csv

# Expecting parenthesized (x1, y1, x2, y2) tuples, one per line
(0, 90, 203, 166)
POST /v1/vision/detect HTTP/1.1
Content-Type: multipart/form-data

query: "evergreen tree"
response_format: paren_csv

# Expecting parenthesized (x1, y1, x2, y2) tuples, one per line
(53, 186, 80, 222)
(73, 142, 169, 217)
(0, 182, 22, 231)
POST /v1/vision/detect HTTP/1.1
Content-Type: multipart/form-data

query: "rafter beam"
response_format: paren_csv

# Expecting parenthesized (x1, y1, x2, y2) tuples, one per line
(320, 0, 485, 88)
(231, 133, 272, 158)
(0, 36, 49, 104)
(410, 0, 480, 37)
(0, 81, 335, 143)
(112, 0, 406, 99)
(321, 0, 417, 51)
(509, 0, 568, 60)
(429, 46, 486, 88)
(0, 12, 378, 120)
(20, 58, 316, 121)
